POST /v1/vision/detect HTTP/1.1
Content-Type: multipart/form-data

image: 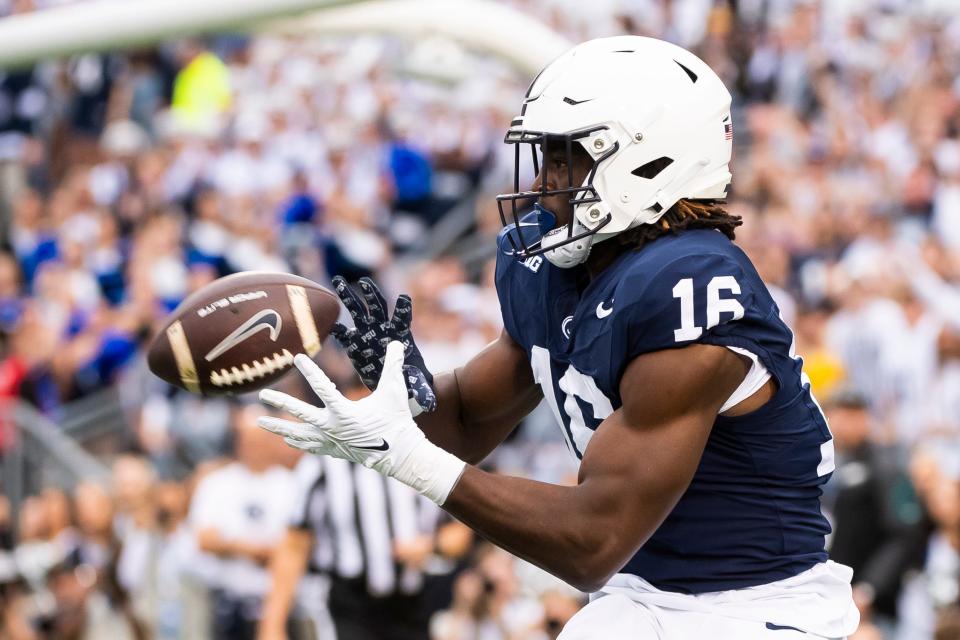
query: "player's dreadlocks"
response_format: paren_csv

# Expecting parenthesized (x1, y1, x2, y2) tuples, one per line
(616, 199, 742, 251)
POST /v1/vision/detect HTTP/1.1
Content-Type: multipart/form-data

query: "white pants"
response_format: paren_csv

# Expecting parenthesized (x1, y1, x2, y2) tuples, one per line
(558, 561, 860, 640)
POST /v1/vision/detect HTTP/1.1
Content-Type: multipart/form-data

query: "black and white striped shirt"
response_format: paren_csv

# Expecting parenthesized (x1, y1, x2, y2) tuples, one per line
(291, 455, 443, 596)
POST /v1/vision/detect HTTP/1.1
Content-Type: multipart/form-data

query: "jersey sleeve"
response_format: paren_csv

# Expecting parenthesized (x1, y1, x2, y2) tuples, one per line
(495, 224, 545, 348)
(494, 211, 556, 348)
(494, 230, 523, 345)
(601, 251, 763, 387)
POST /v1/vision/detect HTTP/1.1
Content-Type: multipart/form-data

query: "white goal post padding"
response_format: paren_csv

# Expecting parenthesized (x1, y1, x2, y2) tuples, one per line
(264, 0, 572, 75)
(0, 0, 571, 76)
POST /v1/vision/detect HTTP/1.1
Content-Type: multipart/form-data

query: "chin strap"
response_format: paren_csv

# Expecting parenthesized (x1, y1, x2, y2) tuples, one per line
(542, 222, 594, 268)
(532, 204, 594, 269)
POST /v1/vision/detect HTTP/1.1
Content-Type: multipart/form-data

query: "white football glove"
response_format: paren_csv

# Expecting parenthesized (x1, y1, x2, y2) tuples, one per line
(258, 341, 466, 505)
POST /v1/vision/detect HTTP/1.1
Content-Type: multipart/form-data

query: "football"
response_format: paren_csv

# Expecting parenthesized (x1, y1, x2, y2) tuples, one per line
(147, 272, 340, 396)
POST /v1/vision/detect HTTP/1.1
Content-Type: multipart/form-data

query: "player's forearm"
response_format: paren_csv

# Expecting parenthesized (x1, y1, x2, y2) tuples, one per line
(417, 368, 540, 465)
(415, 369, 507, 464)
(443, 466, 639, 593)
(414, 330, 541, 463)
(415, 369, 471, 457)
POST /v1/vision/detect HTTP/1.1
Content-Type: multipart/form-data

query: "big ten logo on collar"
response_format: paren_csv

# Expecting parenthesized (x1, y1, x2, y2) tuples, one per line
(562, 316, 574, 339)
(522, 255, 543, 273)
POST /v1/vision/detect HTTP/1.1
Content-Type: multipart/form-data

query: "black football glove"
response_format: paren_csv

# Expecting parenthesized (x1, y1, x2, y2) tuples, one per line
(330, 276, 437, 416)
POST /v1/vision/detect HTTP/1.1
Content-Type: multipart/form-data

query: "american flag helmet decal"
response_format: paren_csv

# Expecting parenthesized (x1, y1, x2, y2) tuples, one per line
(723, 115, 733, 140)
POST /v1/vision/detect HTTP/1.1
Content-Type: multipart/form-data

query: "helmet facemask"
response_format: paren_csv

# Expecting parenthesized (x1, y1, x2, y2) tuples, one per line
(496, 125, 616, 265)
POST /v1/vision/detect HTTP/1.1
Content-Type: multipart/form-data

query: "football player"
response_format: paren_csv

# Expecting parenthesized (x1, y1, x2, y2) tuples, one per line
(259, 36, 860, 638)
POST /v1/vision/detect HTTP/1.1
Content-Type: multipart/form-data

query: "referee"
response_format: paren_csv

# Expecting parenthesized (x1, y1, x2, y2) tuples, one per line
(257, 453, 472, 640)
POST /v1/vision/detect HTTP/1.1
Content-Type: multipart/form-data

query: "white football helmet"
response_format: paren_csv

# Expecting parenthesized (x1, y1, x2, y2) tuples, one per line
(497, 36, 733, 268)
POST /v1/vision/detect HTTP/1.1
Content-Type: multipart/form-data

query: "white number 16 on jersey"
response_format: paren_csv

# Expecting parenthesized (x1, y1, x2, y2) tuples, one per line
(672, 276, 744, 342)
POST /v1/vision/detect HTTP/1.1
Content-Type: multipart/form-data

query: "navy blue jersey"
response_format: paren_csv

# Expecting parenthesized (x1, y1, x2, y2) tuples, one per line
(495, 222, 835, 594)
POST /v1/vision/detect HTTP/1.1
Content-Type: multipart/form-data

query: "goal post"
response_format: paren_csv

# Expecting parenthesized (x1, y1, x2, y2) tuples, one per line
(264, 0, 572, 75)
(0, 0, 571, 75)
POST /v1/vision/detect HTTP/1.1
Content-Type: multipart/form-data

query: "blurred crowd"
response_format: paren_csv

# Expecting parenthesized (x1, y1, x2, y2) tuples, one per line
(1, 0, 960, 638)
(0, 410, 584, 640)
